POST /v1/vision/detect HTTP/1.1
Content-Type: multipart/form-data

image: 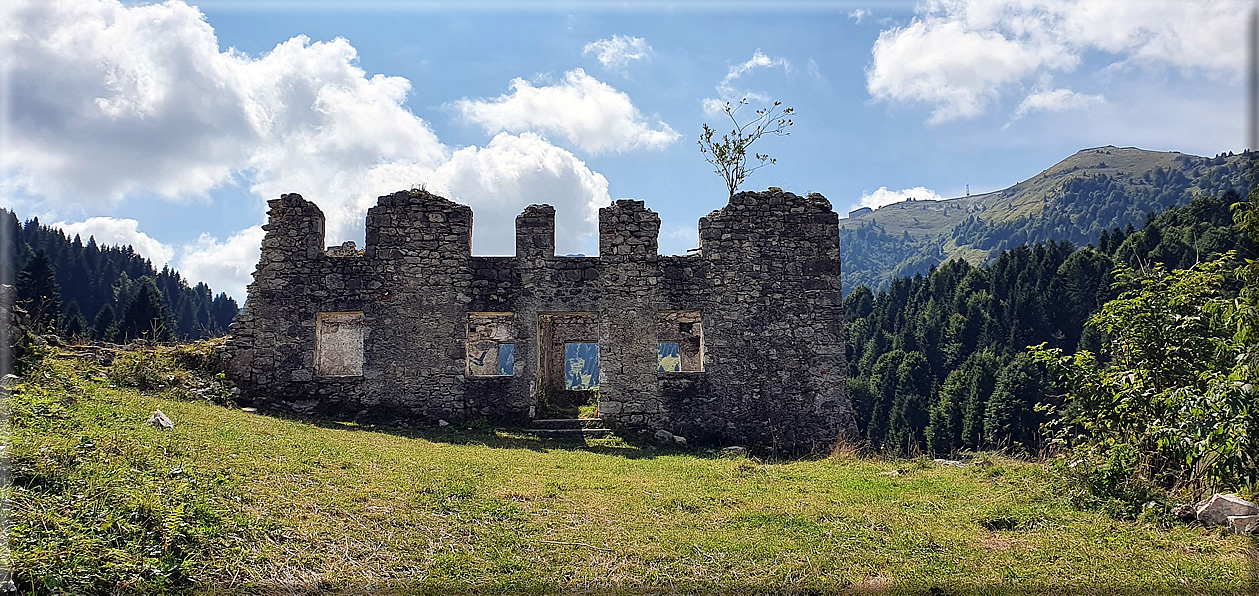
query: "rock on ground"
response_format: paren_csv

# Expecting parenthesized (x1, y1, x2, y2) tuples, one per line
(147, 410, 174, 429)
(1227, 515, 1259, 535)
(1195, 494, 1259, 526)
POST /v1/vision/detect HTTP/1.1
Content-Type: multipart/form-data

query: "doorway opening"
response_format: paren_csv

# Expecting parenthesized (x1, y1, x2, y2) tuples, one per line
(537, 313, 599, 419)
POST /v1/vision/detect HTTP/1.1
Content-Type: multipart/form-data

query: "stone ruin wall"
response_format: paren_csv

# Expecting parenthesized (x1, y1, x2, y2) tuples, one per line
(227, 188, 857, 453)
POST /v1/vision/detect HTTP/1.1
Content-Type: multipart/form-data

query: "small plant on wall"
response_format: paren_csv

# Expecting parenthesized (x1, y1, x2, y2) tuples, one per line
(698, 98, 794, 199)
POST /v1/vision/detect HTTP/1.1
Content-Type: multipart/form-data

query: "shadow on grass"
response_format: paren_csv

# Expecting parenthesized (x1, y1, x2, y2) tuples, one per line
(248, 406, 687, 461)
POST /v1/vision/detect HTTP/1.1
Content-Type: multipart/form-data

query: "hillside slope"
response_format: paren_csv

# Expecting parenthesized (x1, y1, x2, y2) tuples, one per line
(9, 345, 1253, 593)
(840, 146, 1256, 290)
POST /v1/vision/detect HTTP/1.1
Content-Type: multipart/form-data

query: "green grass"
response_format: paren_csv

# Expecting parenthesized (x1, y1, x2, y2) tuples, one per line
(7, 347, 1258, 594)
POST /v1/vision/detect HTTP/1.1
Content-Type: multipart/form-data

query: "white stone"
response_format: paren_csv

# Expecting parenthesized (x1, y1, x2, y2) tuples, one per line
(0, 374, 19, 390)
(1227, 515, 1259, 534)
(147, 410, 174, 429)
(438, 419, 449, 427)
(673, 435, 687, 445)
(1195, 494, 1259, 526)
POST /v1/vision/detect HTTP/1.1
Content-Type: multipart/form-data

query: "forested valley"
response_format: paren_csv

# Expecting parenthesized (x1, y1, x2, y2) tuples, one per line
(844, 190, 1255, 467)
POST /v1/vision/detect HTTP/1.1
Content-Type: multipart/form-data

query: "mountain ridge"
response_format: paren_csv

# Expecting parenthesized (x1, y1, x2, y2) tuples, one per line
(839, 146, 1256, 290)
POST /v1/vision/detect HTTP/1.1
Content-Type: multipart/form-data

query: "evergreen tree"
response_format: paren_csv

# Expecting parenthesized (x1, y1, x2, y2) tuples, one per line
(94, 303, 119, 343)
(1, 208, 239, 342)
(120, 277, 175, 342)
(17, 249, 61, 333)
(844, 193, 1250, 455)
(982, 354, 1048, 452)
(210, 293, 239, 333)
(885, 351, 932, 454)
(59, 301, 89, 340)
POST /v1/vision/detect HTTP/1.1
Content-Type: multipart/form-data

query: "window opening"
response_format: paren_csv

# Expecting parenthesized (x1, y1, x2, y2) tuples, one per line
(467, 313, 515, 377)
(658, 310, 703, 372)
(657, 342, 681, 372)
(315, 312, 365, 377)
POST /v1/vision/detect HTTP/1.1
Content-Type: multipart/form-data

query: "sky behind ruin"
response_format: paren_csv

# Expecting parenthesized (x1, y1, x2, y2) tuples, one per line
(0, 0, 1248, 300)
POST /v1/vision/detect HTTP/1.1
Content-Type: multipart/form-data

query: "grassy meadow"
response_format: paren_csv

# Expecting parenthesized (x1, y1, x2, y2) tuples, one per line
(6, 344, 1258, 594)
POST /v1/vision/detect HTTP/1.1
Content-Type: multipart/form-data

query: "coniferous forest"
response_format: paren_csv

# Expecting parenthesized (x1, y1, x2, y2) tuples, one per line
(2, 209, 238, 342)
(844, 190, 1255, 459)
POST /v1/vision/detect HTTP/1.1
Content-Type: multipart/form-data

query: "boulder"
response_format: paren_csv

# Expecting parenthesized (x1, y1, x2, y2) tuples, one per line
(1227, 515, 1259, 534)
(672, 435, 687, 445)
(654, 429, 676, 444)
(147, 410, 174, 429)
(1195, 494, 1259, 526)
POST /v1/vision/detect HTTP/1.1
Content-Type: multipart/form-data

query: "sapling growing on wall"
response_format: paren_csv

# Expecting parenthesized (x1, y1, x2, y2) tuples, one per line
(698, 98, 794, 199)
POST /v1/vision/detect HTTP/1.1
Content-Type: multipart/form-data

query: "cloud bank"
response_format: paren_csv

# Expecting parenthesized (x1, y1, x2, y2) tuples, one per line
(51, 217, 176, 268)
(454, 68, 679, 155)
(858, 186, 944, 210)
(867, 0, 1246, 123)
(2, 0, 620, 300)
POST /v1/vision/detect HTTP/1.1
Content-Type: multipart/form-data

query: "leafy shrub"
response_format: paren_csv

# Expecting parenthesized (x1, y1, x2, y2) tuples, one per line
(1032, 191, 1259, 506)
(1051, 444, 1167, 520)
(107, 349, 189, 391)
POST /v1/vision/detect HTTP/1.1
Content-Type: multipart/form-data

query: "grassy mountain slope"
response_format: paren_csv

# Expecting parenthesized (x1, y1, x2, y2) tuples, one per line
(840, 146, 1256, 290)
(10, 345, 1254, 593)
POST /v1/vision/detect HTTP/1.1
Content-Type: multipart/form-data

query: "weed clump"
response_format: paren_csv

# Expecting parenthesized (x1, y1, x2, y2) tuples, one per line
(1051, 444, 1170, 521)
(105, 338, 234, 403)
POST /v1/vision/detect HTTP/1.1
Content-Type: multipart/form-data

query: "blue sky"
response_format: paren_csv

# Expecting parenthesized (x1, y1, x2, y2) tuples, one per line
(1, 0, 1248, 300)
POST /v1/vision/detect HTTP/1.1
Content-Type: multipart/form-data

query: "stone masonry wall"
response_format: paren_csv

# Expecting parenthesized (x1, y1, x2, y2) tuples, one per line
(228, 188, 857, 453)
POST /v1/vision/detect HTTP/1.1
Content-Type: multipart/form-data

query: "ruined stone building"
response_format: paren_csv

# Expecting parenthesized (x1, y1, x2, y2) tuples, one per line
(227, 188, 856, 452)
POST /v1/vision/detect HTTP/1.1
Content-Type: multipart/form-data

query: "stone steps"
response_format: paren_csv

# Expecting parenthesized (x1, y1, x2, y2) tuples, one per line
(531, 418, 607, 429)
(530, 427, 613, 438)
(530, 418, 611, 438)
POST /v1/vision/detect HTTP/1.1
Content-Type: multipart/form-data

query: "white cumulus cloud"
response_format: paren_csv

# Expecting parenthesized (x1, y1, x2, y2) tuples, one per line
(51, 217, 175, 267)
(175, 227, 266, 301)
(858, 186, 943, 210)
(426, 132, 611, 256)
(866, 0, 1246, 123)
(453, 69, 679, 155)
(583, 34, 652, 74)
(3, 0, 620, 299)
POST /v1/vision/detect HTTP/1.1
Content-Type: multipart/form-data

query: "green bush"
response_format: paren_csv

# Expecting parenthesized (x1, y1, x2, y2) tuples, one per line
(1051, 444, 1167, 520)
(107, 349, 188, 391)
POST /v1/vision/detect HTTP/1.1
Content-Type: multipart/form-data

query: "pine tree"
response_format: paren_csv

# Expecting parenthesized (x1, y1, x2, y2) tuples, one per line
(211, 293, 239, 332)
(1, 208, 239, 342)
(120, 277, 175, 342)
(982, 354, 1048, 452)
(59, 300, 89, 341)
(94, 303, 119, 343)
(17, 249, 61, 333)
